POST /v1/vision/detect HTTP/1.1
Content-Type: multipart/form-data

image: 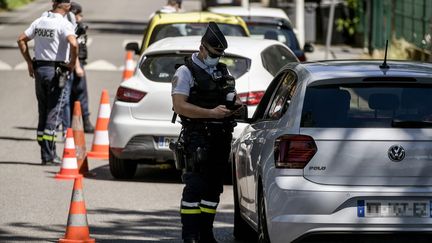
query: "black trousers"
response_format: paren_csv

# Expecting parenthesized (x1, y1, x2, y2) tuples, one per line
(180, 125, 232, 240)
(34, 64, 63, 162)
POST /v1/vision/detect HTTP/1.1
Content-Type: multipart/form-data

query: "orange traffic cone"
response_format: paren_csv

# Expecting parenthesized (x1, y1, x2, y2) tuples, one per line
(72, 101, 94, 176)
(56, 128, 82, 180)
(59, 177, 95, 243)
(87, 90, 110, 159)
(121, 50, 135, 82)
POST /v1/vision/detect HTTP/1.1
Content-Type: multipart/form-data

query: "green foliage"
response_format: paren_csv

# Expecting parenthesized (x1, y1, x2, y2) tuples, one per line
(336, 0, 360, 36)
(0, 0, 33, 10)
(336, 16, 359, 36)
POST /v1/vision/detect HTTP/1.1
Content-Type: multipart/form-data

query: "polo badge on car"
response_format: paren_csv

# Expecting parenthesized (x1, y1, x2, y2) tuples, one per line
(388, 145, 406, 162)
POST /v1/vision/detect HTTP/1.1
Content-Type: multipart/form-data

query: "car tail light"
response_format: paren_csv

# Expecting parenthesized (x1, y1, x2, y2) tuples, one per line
(116, 86, 146, 103)
(274, 135, 317, 169)
(238, 91, 265, 106)
(298, 54, 306, 62)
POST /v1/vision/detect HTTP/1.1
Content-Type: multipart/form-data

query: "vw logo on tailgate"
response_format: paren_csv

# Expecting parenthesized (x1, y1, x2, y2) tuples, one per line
(388, 145, 406, 162)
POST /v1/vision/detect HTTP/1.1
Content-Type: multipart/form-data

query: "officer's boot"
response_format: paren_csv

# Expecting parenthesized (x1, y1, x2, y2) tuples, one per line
(199, 211, 218, 243)
(83, 116, 94, 133)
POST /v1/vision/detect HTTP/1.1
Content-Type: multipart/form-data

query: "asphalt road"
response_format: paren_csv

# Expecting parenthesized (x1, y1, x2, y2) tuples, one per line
(0, 0, 242, 242)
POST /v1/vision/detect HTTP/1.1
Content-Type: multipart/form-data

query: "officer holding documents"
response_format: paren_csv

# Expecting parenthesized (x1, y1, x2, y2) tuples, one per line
(171, 22, 244, 243)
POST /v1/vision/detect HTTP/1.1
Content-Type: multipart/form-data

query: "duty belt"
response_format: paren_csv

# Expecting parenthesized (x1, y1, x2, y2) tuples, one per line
(182, 120, 236, 131)
(33, 60, 63, 67)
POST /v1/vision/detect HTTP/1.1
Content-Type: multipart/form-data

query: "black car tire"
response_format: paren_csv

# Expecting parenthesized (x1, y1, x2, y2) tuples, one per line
(233, 159, 256, 240)
(258, 186, 271, 243)
(109, 150, 138, 179)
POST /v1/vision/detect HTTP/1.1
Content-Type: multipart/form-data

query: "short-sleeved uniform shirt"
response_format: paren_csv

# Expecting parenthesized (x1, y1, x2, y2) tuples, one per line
(171, 52, 219, 97)
(24, 12, 75, 62)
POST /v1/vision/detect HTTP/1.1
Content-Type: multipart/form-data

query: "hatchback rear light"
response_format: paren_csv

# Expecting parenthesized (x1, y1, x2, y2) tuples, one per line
(274, 135, 317, 169)
(116, 86, 146, 103)
(238, 91, 265, 106)
(298, 54, 306, 62)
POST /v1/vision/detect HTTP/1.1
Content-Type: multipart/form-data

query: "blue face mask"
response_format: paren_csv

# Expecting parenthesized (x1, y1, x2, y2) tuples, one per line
(203, 55, 220, 67)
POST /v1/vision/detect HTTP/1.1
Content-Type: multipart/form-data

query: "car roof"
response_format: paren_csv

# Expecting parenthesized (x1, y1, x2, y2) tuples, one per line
(298, 60, 432, 81)
(144, 35, 292, 59)
(242, 16, 293, 28)
(150, 11, 246, 26)
(208, 6, 290, 22)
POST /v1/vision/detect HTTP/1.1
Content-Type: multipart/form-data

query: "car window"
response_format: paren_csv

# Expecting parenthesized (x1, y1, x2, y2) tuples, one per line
(251, 71, 287, 121)
(149, 23, 247, 46)
(301, 83, 432, 128)
(246, 23, 300, 51)
(265, 71, 298, 120)
(219, 56, 250, 79)
(140, 54, 250, 82)
(261, 45, 298, 76)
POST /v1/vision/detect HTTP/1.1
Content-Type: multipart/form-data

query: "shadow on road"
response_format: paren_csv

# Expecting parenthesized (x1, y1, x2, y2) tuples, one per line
(0, 207, 246, 243)
(14, 126, 37, 131)
(86, 163, 233, 185)
(86, 163, 183, 184)
(0, 161, 41, 166)
(0, 222, 64, 242)
(0, 136, 35, 142)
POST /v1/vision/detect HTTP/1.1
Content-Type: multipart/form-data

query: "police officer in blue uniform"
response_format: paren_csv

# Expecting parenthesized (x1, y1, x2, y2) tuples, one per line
(69, 2, 94, 133)
(17, 0, 78, 165)
(171, 22, 243, 243)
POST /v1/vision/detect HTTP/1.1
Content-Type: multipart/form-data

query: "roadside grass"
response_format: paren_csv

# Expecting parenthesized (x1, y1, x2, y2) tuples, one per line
(0, 0, 34, 10)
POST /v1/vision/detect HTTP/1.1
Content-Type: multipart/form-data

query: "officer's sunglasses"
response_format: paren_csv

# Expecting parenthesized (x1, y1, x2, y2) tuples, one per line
(203, 45, 222, 58)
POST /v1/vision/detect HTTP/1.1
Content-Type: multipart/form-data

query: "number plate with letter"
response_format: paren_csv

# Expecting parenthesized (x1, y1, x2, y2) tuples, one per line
(357, 200, 432, 218)
(157, 136, 176, 149)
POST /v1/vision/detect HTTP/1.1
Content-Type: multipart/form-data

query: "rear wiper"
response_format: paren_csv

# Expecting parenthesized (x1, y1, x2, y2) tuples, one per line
(391, 119, 432, 128)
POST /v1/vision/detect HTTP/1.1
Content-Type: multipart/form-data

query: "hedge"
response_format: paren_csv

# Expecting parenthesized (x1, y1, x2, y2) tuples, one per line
(0, 0, 34, 10)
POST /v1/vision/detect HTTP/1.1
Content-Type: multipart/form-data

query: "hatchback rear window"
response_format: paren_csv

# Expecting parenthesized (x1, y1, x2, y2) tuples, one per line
(246, 23, 300, 51)
(301, 83, 432, 128)
(149, 23, 247, 46)
(140, 54, 250, 83)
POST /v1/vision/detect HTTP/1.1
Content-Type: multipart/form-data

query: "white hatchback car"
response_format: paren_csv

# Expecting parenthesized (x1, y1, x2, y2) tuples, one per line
(108, 36, 298, 179)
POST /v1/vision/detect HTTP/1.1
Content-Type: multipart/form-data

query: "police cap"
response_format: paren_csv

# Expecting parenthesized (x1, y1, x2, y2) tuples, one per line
(201, 22, 227, 56)
(70, 2, 82, 15)
(53, 0, 71, 3)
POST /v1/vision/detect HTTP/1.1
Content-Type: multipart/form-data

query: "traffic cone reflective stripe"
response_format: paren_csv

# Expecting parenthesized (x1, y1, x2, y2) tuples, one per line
(59, 177, 95, 243)
(56, 128, 82, 180)
(72, 101, 92, 175)
(122, 50, 135, 81)
(88, 90, 110, 159)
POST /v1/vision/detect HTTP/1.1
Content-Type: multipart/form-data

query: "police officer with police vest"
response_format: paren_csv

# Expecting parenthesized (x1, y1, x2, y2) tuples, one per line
(69, 2, 94, 133)
(171, 22, 244, 243)
(17, 0, 78, 165)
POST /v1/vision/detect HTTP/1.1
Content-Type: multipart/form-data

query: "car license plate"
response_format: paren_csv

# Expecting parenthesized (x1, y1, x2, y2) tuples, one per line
(217, 0, 233, 4)
(357, 200, 432, 218)
(157, 136, 176, 149)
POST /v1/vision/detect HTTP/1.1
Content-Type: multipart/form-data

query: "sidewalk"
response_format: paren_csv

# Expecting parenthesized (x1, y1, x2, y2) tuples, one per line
(307, 44, 367, 61)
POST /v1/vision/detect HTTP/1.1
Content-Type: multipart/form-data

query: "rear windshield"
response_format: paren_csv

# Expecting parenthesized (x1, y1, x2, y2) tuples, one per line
(149, 23, 247, 46)
(246, 23, 300, 51)
(140, 54, 250, 83)
(301, 83, 432, 128)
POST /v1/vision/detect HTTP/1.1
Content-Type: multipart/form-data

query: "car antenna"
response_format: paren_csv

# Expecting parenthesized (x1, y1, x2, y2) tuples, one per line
(380, 40, 389, 69)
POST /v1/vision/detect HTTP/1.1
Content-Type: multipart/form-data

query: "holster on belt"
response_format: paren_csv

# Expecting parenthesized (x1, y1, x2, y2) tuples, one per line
(169, 131, 186, 171)
(55, 64, 70, 88)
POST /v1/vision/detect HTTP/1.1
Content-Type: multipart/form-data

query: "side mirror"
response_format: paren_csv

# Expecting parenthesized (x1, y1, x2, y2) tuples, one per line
(303, 42, 314, 53)
(125, 42, 140, 55)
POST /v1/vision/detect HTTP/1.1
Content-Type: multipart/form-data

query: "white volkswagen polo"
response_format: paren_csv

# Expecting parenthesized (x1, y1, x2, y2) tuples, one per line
(108, 36, 298, 179)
